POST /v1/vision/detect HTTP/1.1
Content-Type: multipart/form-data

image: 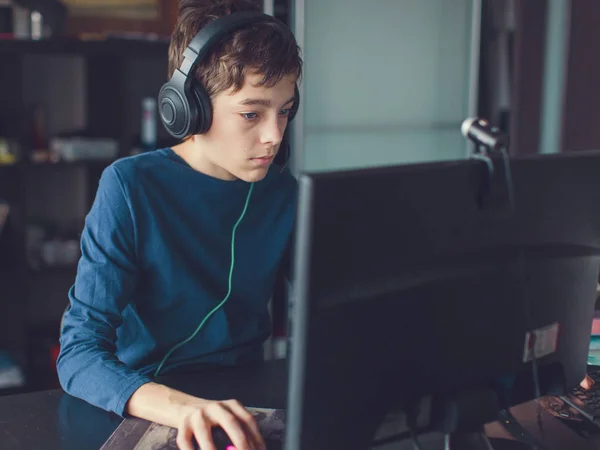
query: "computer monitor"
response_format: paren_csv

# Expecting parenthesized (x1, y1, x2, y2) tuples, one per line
(285, 150, 600, 450)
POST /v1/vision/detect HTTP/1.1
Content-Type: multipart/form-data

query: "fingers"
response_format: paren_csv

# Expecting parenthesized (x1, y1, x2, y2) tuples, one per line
(175, 399, 262, 450)
(176, 423, 197, 450)
(207, 403, 253, 450)
(224, 400, 266, 450)
(189, 412, 217, 450)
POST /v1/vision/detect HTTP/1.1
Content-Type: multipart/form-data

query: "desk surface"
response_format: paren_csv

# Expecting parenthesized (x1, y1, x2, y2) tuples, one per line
(0, 360, 287, 450)
(0, 359, 598, 450)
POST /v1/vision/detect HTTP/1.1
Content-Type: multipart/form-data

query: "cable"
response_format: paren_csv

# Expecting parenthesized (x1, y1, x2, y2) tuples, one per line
(498, 147, 515, 214)
(371, 433, 405, 448)
(409, 428, 425, 450)
(407, 405, 425, 450)
(370, 406, 424, 449)
(494, 145, 542, 433)
(501, 146, 543, 437)
(370, 428, 425, 449)
(470, 145, 515, 217)
(464, 126, 543, 442)
(153, 182, 255, 377)
(518, 252, 544, 436)
(470, 141, 543, 436)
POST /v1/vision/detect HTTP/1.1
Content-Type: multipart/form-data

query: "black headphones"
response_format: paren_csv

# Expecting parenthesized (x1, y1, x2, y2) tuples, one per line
(158, 11, 300, 140)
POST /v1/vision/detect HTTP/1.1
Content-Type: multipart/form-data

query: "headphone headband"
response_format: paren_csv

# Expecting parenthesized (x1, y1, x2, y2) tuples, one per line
(159, 11, 300, 140)
(180, 12, 273, 78)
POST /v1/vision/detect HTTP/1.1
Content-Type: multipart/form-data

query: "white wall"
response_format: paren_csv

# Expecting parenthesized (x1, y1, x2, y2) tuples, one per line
(293, 0, 479, 172)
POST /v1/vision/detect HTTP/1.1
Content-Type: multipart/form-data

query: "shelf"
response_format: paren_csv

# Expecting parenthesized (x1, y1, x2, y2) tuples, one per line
(0, 31, 169, 384)
(28, 266, 78, 275)
(0, 37, 170, 56)
(0, 384, 28, 397)
(0, 159, 115, 169)
(22, 160, 114, 168)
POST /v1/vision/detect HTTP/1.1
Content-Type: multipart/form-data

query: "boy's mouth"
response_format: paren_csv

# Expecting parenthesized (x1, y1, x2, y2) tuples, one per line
(251, 155, 274, 165)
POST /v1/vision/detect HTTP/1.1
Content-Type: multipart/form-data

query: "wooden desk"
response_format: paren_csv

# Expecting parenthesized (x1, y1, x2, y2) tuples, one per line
(0, 359, 598, 450)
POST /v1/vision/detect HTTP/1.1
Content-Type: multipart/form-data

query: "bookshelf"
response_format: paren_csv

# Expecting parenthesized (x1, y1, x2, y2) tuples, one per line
(0, 37, 174, 393)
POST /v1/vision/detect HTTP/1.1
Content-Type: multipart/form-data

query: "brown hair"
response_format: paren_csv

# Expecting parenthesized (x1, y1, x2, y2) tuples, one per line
(168, 0, 303, 98)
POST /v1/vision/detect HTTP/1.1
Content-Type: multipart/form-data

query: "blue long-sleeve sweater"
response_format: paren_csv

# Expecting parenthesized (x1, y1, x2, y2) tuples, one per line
(57, 148, 297, 417)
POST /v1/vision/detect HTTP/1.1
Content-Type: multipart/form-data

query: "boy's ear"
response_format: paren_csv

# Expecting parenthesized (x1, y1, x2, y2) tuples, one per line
(274, 132, 291, 171)
(288, 84, 300, 122)
(275, 84, 300, 171)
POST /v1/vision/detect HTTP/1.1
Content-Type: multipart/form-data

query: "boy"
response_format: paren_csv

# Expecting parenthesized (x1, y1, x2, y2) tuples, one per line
(57, 1, 302, 449)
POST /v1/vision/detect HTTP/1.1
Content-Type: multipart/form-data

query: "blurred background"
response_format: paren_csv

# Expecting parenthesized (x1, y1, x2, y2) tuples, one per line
(0, 0, 598, 395)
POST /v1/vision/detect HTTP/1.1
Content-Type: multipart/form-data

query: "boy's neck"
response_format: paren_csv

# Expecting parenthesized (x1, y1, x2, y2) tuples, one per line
(171, 140, 237, 181)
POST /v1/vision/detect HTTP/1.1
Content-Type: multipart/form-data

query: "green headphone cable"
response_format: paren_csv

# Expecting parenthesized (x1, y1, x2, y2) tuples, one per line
(154, 182, 255, 377)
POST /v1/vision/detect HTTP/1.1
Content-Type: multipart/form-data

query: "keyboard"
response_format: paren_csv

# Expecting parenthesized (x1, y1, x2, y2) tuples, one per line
(561, 367, 600, 424)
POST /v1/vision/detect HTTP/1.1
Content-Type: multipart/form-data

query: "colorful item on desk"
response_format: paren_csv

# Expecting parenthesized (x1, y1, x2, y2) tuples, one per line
(592, 315, 600, 336)
(587, 335, 600, 366)
(588, 313, 600, 365)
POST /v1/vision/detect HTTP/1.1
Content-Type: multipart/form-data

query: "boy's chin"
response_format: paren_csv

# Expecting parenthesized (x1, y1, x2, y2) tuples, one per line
(236, 166, 271, 183)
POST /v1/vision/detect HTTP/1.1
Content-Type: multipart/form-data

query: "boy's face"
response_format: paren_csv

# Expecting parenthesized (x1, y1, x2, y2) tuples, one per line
(191, 71, 297, 182)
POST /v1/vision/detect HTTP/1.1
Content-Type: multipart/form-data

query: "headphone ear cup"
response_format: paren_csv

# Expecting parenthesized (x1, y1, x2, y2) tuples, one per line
(191, 81, 213, 135)
(288, 84, 300, 122)
(158, 81, 193, 139)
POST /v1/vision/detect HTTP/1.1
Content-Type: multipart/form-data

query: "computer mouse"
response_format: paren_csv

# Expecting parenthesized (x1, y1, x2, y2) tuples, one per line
(211, 426, 235, 449)
(189, 426, 233, 450)
(192, 408, 286, 450)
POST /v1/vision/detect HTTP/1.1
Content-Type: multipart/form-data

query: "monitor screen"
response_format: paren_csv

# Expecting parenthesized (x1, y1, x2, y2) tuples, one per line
(286, 150, 600, 450)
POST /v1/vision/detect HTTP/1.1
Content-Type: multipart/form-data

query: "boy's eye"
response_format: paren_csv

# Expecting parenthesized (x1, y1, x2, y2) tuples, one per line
(279, 108, 291, 116)
(241, 112, 258, 120)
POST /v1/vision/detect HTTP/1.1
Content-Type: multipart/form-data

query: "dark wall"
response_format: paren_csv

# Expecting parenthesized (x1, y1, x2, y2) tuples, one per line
(561, 0, 600, 153)
(509, 0, 547, 156)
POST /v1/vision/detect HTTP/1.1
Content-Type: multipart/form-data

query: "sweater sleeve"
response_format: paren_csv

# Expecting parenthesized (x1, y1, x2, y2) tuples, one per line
(57, 164, 152, 417)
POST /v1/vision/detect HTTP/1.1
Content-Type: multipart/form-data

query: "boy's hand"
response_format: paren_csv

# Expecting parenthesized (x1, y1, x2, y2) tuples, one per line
(126, 382, 265, 450)
(175, 398, 265, 450)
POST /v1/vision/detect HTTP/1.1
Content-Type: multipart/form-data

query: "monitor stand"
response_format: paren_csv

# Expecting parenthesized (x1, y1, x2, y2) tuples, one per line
(377, 388, 543, 450)
(447, 430, 537, 450)
(429, 388, 541, 450)
(446, 430, 495, 449)
(393, 430, 536, 450)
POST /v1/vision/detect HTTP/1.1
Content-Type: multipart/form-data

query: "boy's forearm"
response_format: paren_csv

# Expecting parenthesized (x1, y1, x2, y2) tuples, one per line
(125, 382, 201, 428)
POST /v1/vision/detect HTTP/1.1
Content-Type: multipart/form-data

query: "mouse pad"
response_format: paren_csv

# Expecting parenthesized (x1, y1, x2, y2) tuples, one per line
(100, 407, 286, 450)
